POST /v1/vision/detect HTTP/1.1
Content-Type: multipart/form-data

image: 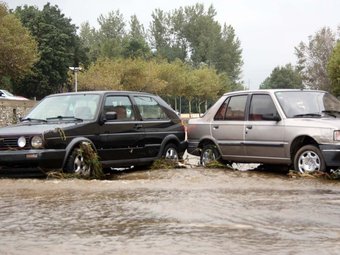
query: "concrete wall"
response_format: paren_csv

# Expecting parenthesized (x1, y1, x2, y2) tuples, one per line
(0, 100, 37, 127)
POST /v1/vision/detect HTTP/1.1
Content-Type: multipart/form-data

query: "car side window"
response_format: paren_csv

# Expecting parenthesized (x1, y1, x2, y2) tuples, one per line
(134, 96, 169, 120)
(104, 96, 135, 121)
(214, 99, 229, 120)
(217, 95, 247, 121)
(249, 94, 278, 121)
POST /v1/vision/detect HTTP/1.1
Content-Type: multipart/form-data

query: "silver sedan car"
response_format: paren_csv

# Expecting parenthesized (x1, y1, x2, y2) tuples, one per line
(187, 89, 340, 173)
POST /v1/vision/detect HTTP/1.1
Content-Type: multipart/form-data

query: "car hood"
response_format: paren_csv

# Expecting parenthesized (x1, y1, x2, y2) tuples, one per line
(285, 117, 340, 129)
(0, 122, 79, 136)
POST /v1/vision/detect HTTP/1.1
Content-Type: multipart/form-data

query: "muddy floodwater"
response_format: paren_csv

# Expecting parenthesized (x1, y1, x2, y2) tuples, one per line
(1, 167, 340, 255)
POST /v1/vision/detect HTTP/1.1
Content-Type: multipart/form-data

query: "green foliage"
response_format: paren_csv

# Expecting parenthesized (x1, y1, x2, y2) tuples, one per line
(78, 58, 226, 113)
(123, 15, 151, 59)
(288, 169, 340, 180)
(295, 27, 337, 91)
(150, 159, 179, 170)
(149, 4, 243, 85)
(8, 2, 243, 107)
(79, 142, 103, 179)
(205, 160, 232, 169)
(14, 3, 85, 99)
(216, 25, 243, 84)
(327, 42, 340, 96)
(0, 2, 38, 89)
(260, 64, 303, 89)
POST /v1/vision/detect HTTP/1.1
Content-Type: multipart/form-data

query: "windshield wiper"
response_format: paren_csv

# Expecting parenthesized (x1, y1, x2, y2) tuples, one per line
(322, 110, 340, 118)
(293, 113, 322, 118)
(46, 116, 83, 122)
(21, 117, 47, 123)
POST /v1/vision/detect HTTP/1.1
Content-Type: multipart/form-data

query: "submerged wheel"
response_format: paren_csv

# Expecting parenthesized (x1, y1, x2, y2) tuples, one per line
(162, 143, 179, 161)
(64, 148, 91, 177)
(200, 144, 223, 167)
(294, 145, 326, 173)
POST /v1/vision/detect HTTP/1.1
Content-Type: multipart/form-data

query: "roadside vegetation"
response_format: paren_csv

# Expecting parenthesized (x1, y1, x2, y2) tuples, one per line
(2, 1, 340, 107)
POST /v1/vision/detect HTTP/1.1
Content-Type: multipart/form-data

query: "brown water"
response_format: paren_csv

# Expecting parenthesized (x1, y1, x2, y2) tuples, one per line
(1, 168, 340, 255)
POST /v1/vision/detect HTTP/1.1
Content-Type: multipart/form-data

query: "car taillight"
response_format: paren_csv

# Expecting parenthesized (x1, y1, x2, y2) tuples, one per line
(334, 130, 340, 141)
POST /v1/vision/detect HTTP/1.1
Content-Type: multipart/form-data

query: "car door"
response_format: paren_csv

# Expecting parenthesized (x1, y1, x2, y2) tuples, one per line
(244, 93, 287, 162)
(211, 94, 248, 160)
(133, 95, 173, 158)
(98, 95, 145, 161)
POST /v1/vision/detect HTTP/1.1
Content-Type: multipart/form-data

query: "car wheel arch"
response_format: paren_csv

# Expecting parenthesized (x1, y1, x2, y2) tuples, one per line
(198, 139, 220, 154)
(290, 135, 319, 161)
(158, 134, 181, 158)
(62, 137, 97, 169)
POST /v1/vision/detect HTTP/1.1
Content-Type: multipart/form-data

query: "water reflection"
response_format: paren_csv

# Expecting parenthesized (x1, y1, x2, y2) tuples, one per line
(1, 168, 340, 254)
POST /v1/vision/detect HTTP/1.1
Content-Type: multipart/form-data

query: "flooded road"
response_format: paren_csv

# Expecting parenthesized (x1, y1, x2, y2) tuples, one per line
(1, 167, 340, 254)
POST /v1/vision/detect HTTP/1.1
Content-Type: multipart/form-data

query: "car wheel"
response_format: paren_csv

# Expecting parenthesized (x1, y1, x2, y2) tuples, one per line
(64, 148, 92, 177)
(294, 145, 326, 173)
(162, 143, 179, 161)
(200, 144, 222, 167)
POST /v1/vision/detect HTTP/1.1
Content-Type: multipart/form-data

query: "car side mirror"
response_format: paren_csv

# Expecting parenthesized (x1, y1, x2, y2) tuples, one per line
(105, 111, 117, 121)
(262, 113, 281, 121)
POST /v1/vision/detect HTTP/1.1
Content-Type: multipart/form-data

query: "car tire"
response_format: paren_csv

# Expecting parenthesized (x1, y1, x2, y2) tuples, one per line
(294, 145, 326, 173)
(64, 147, 92, 177)
(162, 143, 179, 162)
(200, 144, 224, 167)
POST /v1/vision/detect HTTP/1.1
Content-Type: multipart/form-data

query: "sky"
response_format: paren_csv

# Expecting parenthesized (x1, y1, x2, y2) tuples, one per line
(6, 0, 340, 89)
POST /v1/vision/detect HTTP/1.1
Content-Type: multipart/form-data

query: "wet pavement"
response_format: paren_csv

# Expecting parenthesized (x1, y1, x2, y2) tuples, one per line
(1, 167, 340, 254)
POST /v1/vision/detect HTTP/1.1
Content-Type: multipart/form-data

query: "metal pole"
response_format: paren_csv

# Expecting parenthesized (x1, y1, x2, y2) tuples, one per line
(75, 71, 78, 92)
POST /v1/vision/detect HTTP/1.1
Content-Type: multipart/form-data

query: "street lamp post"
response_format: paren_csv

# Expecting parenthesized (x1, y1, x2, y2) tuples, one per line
(69, 67, 82, 92)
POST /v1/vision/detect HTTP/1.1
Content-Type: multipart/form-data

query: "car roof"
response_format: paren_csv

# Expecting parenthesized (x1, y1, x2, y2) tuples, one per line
(46, 90, 156, 97)
(222, 89, 327, 96)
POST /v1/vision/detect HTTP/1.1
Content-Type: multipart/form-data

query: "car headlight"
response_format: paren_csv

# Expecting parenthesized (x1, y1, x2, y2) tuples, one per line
(31, 136, 43, 148)
(334, 130, 340, 141)
(17, 136, 27, 148)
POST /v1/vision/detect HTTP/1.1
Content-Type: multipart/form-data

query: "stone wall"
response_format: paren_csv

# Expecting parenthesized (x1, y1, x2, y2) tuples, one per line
(0, 100, 37, 127)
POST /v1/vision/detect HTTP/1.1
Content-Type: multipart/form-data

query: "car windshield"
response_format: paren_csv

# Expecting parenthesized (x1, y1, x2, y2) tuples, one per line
(1, 90, 14, 97)
(275, 91, 340, 118)
(24, 94, 100, 121)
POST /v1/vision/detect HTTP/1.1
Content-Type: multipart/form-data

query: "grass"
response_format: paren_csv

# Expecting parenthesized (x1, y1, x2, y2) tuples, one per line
(150, 159, 186, 170)
(288, 169, 340, 180)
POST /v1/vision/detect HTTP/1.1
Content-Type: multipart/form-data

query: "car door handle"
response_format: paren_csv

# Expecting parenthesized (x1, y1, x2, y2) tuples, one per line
(213, 125, 219, 130)
(134, 124, 143, 129)
(246, 125, 252, 129)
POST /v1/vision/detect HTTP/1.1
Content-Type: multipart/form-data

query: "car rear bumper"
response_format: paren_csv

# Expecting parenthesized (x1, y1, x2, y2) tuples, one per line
(320, 144, 340, 167)
(0, 149, 66, 170)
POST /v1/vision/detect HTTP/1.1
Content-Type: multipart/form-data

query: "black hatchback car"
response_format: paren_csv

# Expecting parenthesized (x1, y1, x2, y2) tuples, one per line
(0, 91, 187, 175)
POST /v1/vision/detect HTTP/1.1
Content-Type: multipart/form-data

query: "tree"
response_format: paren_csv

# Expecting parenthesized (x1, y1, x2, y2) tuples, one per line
(123, 15, 151, 59)
(191, 66, 223, 114)
(78, 58, 123, 91)
(149, 4, 243, 85)
(327, 41, 340, 96)
(295, 27, 337, 91)
(15, 3, 84, 98)
(78, 58, 166, 93)
(79, 21, 99, 63)
(215, 24, 243, 84)
(0, 2, 38, 90)
(181, 4, 221, 66)
(149, 9, 187, 61)
(260, 64, 303, 89)
(97, 10, 126, 59)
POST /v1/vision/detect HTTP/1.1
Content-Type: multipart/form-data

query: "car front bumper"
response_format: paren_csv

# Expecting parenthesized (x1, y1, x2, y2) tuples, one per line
(320, 144, 340, 167)
(0, 149, 66, 170)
